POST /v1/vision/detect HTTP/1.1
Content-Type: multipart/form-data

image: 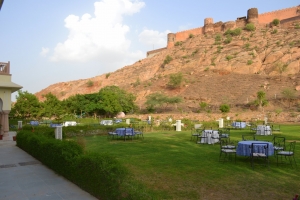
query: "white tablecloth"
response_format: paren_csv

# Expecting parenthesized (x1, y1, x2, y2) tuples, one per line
(200, 130, 219, 144)
(256, 125, 272, 135)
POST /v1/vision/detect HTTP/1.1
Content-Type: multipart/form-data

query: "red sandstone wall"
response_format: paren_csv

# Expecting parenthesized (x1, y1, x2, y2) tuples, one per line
(175, 27, 203, 42)
(258, 6, 299, 24)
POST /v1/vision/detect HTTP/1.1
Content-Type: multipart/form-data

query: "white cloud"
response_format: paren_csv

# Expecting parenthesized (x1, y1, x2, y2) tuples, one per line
(40, 47, 49, 57)
(138, 29, 170, 49)
(47, 0, 145, 67)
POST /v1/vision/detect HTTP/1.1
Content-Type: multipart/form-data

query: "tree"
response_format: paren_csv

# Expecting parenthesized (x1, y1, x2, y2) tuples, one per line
(167, 73, 183, 89)
(254, 91, 268, 111)
(281, 88, 297, 108)
(275, 62, 288, 81)
(98, 86, 137, 117)
(145, 92, 182, 112)
(40, 93, 63, 119)
(11, 91, 41, 119)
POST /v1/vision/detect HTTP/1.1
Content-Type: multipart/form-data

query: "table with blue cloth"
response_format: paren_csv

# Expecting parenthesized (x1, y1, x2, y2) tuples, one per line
(115, 128, 134, 136)
(231, 122, 246, 129)
(236, 141, 274, 156)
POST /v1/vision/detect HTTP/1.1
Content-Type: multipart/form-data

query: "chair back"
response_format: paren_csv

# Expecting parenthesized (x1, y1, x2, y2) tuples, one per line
(287, 141, 296, 152)
(250, 143, 269, 157)
(242, 135, 254, 141)
(272, 136, 285, 149)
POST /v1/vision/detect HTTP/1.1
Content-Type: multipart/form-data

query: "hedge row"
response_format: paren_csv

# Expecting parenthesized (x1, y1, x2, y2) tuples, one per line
(16, 130, 128, 199)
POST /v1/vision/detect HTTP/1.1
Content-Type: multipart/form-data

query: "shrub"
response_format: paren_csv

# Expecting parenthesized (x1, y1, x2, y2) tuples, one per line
(295, 23, 300, 29)
(189, 33, 194, 38)
(87, 80, 94, 87)
(232, 28, 242, 36)
(271, 29, 278, 34)
(191, 49, 198, 56)
(219, 104, 230, 113)
(167, 73, 183, 89)
(106, 73, 110, 79)
(16, 130, 130, 199)
(226, 55, 233, 61)
(272, 19, 280, 26)
(245, 23, 255, 31)
(244, 43, 250, 49)
(175, 41, 183, 46)
(224, 35, 232, 44)
(215, 34, 222, 42)
(163, 55, 173, 65)
(247, 60, 253, 65)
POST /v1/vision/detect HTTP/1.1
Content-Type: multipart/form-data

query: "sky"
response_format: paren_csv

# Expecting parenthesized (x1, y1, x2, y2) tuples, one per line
(0, 0, 298, 101)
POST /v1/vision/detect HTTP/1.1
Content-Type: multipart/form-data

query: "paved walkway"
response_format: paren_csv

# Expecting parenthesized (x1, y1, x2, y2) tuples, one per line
(0, 132, 97, 200)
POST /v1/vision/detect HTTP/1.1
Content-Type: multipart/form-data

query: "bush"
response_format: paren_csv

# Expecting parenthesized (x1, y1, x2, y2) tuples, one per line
(247, 60, 253, 65)
(224, 28, 242, 36)
(245, 23, 255, 31)
(226, 55, 233, 61)
(163, 55, 173, 65)
(215, 34, 222, 42)
(219, 104, 230, 113)
(224, 35, 232, 44)
(167, 73, 183, 89)
(175, 41, 183, 46)
(272, 19, 280, 26)
(271, 29, 278, 34)
(87, 80, 94, 87)
(16, 130, 130, 199)
(189, 33, 194, 38)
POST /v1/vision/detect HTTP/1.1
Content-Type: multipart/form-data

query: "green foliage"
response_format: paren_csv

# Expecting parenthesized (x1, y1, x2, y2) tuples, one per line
(145, 92, 182, 112)
(281, 88, 297, 108)
(175, 41, 183, 46)
(254, 90, 268, 110)
(189, 33, 194, 38)
(245, 23, 255, 31)
(219, 104, 230, 113)
(41, 93, 64, 119)
(226, 55, 233, 61)
(295, 23, 300, 29)
(224, 28, 242, 36)
(11, 90, 41, 119)
(167, 73, 183, 89)
(87, 80, 94, 87)
(105, 73, 111, 79)
(215, 34, 222, 42)
(272, 18, 280, 26)
(204, 67, 209, 71)
(247, 60, 253, 65)
(98, 86, 137, 116)
(224, 35, 232, 44)
(244, 43, 250, 49)
(163, 55, 173, 65)
(16, 130, 129, 199)
(271, 29, 278, 34)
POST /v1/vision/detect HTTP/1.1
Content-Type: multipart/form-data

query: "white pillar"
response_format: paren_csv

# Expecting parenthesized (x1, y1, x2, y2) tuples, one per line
(176, 120, 181, 131)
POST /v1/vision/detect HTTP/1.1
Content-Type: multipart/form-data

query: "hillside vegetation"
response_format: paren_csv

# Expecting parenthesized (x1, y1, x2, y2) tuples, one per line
(35, 26, 300, 122)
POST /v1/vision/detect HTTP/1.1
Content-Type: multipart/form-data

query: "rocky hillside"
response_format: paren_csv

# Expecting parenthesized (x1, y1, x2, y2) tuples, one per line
(35, 27, 300, 114)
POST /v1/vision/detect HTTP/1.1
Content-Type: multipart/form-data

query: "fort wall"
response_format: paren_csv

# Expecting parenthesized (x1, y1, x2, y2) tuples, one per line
(258, 6, 299, 25)
(146, 5, 300, 57)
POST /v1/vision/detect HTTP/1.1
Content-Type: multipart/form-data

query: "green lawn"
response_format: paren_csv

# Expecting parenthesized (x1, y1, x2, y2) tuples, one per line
(84, 125, 300, 200)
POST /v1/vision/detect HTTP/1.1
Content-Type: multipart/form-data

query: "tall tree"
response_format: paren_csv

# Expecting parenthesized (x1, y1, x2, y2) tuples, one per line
(40, 93, 63, 119)
(254, 90, 268, 111)
(11, 91, 41, 119)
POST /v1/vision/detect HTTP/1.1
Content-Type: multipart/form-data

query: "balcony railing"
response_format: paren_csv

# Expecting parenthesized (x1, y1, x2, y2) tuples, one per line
(0, 61, 10, 74)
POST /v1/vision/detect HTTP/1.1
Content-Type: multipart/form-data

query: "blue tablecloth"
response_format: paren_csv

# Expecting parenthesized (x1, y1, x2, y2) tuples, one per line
(115, 128, 135, 136)
(232, 122, 246, 128)
(236, 141, 274, 156)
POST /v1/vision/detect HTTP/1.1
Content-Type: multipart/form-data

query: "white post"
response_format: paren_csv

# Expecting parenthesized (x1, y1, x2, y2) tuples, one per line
(55, 126, 63, 140)
(18, 121, 22, 129)
(219, 118, 223, 128)
(176, 120, 181, 131)
(126, 119, 130, 124)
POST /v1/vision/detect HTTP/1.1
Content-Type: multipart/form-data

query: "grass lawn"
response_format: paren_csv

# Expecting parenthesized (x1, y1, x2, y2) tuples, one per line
(83, 125, 300, 200)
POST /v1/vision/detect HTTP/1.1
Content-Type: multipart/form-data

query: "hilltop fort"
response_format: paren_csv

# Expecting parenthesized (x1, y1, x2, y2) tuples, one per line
(147, 5, 300, 57)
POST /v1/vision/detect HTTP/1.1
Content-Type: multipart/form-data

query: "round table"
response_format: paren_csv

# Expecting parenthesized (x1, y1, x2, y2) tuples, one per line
(236, 140, 274, 156)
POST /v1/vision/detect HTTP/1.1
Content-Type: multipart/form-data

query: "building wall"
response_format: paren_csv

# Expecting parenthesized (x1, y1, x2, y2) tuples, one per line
(147, 47, 167, 58)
